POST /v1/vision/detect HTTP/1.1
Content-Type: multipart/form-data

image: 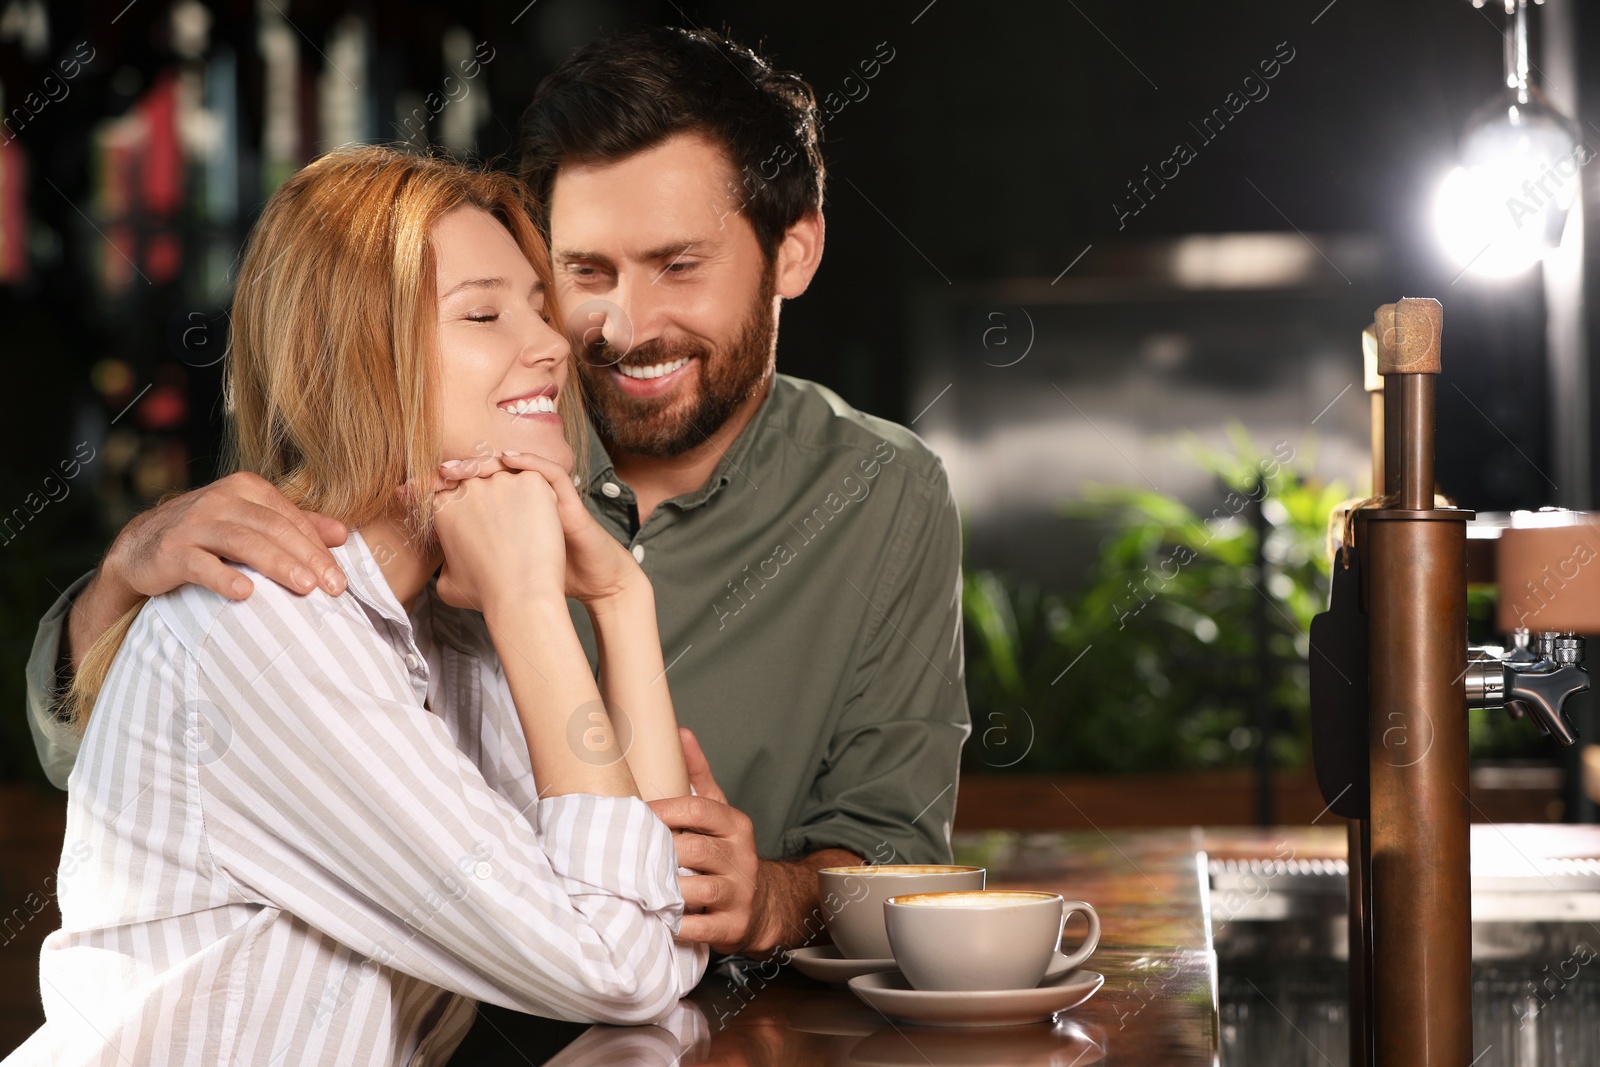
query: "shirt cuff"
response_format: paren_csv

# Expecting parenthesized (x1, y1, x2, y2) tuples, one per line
(25, 571, 95, 790)
(535, 794, 684, 920)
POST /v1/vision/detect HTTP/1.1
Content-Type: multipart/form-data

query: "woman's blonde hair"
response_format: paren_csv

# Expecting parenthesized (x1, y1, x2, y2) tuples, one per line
(66, 145, 585, 731)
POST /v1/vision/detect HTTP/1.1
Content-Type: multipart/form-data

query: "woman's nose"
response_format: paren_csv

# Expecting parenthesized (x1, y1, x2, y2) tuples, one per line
(522, 315, 570, 367)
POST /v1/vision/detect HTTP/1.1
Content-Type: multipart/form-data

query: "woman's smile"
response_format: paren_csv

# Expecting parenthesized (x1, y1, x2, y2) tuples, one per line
(497, 385, 560, 418)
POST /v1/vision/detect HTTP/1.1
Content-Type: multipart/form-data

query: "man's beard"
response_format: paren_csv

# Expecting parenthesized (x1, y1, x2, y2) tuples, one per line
(577, 264, 777, 459)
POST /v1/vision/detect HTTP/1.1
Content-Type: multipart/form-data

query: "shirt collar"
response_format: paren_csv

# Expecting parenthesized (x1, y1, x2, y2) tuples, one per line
(333, 531, 481, 655)
(331, 530, 412, 631)
(582, 375, 779, 511)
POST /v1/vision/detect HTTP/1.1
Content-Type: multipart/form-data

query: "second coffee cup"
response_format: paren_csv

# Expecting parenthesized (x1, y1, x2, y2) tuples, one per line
(817, 865, 985, 959)
(884, 890, 1101, 991)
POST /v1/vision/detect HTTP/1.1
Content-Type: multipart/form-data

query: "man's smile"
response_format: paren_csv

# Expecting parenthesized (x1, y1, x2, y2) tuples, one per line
(617, 356, 691, 380)
(607, 355, 697, 398)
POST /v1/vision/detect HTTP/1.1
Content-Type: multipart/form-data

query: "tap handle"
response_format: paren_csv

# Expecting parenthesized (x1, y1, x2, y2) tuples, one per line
(1503, 667, 1587, 747)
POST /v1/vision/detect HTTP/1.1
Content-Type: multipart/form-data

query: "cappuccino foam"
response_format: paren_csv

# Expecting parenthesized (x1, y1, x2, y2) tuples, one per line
(890, 890, 1058, 908)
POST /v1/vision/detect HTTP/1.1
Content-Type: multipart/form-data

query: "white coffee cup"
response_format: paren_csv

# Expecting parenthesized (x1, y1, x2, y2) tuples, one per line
(816, 865, 985, 959)
(884, 890, 1101, 991)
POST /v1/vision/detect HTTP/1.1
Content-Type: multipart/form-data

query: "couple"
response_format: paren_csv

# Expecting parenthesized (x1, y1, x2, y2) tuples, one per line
(15, 26, 969, 1065)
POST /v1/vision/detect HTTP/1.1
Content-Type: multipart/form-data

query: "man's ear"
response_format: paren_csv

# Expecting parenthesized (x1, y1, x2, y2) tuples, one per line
(774, 210, 824, 299)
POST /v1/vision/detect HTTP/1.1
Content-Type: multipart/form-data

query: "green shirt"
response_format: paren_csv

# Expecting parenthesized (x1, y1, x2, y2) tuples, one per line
(569, 375, 970, 863)
(27, 375, 970, 865)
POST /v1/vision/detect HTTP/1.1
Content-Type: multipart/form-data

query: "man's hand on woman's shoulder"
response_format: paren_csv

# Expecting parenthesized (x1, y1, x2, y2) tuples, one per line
(108, 470, 348, 602)
(65, 472, 348, 674)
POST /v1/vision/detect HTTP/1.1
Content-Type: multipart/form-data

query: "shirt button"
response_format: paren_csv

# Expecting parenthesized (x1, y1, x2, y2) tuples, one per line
(601, 482, 623, 499)
(404, 653, 421, 671)
(474, 861, 494, 880)
(632, 544, 645, 563)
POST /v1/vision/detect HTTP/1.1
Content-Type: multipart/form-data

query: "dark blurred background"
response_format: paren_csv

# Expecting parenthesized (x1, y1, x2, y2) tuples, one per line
(1, 3, 1597, 786)
(7, 0, 1600, 1055)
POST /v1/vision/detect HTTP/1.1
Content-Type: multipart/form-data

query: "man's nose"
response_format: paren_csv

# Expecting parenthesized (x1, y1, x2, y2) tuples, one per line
(597, 271, 667, 356)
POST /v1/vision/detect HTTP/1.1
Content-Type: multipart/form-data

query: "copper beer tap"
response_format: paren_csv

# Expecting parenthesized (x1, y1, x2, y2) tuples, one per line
(1311, 298, 1588, 1067)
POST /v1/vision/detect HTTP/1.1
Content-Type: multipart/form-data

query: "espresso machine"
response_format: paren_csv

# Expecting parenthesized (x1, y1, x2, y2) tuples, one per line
(1309, 297, 1591, 1066)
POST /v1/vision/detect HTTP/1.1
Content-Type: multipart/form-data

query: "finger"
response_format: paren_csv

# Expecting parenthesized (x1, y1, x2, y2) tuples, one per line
(422, 471, 472, 502)
(207, 474, 347, 595)
(679, 728, 728, 805)
(438, 455, 511, 481)
(307, 512, 349, 549)
(671, 830, 736, 874)
(648, 794, 733, 835)
(485, 451, 590, 513)
(485, 449, 560, 468)
(204, 521, 326, 595)
(677, 872, 738, 911)
(249, 496, 348, 593)
(182, 552, 256, 600)
(433, 460, 564, 514)
(674, 911, 742, 950)
(212, 499, 345, 595)
(430, 475, 478, 510)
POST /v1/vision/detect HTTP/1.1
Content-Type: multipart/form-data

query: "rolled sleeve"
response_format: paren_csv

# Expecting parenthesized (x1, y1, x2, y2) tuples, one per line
(536, 793, 710, 1000)
(24, 571, 93, 790)
(537, 794, 685, 915)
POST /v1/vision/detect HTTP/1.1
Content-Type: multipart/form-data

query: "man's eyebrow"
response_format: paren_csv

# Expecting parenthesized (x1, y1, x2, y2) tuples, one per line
(555, 249, 612, 269)
(640, 240, 710, 261)
(555, 241, 718, 267)
(438, 276, 508, 300)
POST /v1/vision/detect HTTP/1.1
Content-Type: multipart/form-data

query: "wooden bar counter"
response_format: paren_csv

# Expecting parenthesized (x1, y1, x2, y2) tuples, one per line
(544, 829, 1220, 1066)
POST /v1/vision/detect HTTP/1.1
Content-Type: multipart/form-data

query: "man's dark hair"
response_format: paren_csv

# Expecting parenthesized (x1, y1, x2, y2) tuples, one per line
(519, 27, 825, 261)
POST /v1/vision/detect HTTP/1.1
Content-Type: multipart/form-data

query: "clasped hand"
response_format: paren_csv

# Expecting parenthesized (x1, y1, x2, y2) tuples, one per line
(431, 451, 642, 614)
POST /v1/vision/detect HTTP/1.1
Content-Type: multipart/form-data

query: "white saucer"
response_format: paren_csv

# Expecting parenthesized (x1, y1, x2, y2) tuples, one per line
(787, 945, 899, 985)
(847, 953, 1104, 1027)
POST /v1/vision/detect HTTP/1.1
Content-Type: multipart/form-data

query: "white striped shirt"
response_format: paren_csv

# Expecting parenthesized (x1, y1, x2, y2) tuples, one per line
(7, 532, 706, 1067)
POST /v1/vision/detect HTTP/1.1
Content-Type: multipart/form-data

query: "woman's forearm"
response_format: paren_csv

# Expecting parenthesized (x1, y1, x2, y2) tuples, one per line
(587, 585, 690, 802)
(485, 596, 639, 799)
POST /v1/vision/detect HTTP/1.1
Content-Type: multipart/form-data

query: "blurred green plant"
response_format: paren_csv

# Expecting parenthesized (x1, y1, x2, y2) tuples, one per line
(962, 425, 1347, 775)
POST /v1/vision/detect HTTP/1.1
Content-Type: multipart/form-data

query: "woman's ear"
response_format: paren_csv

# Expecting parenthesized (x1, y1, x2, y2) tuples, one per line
(774, 210, 825, 299)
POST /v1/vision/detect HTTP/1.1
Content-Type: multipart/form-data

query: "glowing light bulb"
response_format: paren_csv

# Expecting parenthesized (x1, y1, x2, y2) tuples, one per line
(1434, 94, 1582, 278)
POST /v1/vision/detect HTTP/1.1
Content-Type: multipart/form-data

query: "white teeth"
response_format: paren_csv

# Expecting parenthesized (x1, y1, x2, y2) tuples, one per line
(619, 357, 690, 380)
(499, 394, 557, 415)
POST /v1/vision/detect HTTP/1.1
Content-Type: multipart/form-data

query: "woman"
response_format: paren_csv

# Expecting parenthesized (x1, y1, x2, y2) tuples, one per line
(8, 146, 705, 1066)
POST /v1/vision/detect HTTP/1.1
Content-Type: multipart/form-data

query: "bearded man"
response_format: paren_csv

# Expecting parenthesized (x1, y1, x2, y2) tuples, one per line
(27, 27, 969, 961)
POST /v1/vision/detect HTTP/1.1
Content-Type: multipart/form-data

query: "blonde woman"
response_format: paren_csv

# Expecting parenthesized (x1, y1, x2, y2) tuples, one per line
(8, 146, 705, 1067)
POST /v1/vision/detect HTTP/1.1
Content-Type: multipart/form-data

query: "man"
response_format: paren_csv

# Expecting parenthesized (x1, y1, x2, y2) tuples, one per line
(27, 27, 968, 958)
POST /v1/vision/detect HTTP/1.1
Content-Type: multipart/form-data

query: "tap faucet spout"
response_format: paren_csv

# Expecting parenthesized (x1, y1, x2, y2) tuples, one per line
(1505, 673, 1586, 748)
(1464, 633, 1587, 747)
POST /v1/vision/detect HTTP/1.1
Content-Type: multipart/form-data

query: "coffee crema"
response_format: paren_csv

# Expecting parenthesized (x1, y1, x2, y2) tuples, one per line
(818, 865, 982, 876)
(889, 891, 1059, 908)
